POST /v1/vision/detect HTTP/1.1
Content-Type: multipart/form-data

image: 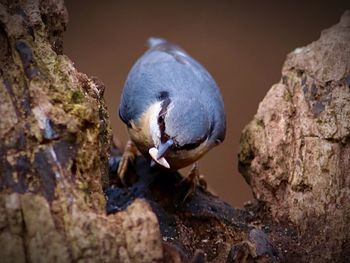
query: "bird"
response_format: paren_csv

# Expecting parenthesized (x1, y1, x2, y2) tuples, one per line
(117, 37, 226, 194)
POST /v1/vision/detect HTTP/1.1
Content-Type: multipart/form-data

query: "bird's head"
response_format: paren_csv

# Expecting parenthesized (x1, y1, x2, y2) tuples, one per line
(147, 97, 212, 169)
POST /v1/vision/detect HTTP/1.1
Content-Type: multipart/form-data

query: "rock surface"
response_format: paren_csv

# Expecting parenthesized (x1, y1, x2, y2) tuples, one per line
(239, 10, 350, 262)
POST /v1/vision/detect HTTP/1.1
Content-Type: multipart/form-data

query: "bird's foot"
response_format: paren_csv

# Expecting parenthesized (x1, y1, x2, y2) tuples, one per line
(179, 162, 207, 202)
(117, 140, 138, 187)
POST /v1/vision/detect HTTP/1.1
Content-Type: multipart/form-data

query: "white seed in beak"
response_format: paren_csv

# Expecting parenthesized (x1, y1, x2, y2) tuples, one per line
(149, 147, 170, 169)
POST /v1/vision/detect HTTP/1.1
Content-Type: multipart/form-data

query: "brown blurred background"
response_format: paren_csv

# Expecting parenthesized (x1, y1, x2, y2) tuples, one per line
(64, 1, 349, 207)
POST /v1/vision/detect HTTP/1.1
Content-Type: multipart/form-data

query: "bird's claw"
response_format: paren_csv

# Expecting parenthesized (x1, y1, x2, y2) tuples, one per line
(117, 140, 138, 187)
(179, 162, 207, 202)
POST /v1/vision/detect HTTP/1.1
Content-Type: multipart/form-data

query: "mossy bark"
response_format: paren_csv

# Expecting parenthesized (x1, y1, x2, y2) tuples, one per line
(0, 1, 162, 262)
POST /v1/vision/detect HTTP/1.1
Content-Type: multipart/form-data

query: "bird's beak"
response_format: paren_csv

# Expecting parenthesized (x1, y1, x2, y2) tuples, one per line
(156, 139, 173, 160)
(148, 139, 173, 169)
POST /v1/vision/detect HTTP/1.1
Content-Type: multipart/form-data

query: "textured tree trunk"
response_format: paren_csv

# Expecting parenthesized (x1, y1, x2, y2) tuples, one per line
(0, 1, 349, 262)
(0, 1, 163, 262)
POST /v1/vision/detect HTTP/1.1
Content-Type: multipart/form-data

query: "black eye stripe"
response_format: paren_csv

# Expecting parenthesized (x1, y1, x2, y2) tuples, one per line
(157, 91, 169, 100)
(158, 98, 171, 143)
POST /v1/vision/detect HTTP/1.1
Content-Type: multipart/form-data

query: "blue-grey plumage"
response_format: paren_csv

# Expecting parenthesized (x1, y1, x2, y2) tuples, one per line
(119, 37, 226, 169)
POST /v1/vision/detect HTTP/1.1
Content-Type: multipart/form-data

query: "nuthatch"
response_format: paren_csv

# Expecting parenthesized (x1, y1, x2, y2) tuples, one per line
(118, 38, 225, 184)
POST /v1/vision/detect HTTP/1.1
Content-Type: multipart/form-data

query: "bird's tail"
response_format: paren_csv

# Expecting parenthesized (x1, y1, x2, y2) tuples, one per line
(147, 37, 168, 48)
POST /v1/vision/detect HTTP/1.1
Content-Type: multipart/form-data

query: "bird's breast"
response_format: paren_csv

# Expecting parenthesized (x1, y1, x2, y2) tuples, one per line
(128, 119, 213, 170)
(127, 102, 158, 157)
(165, 140, 213, 169)
(128, 122, 153, 158)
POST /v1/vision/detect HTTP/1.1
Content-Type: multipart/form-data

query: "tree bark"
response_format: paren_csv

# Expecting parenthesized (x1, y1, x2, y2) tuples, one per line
(0, 1, 163, 262)
(0, 1, 349, 262)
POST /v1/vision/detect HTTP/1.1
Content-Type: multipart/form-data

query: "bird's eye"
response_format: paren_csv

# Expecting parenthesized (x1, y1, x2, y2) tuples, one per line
(158, 115, 163, 123)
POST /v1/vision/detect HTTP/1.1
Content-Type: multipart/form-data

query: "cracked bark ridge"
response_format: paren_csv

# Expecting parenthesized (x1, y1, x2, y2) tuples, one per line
(239, 10, 350, 262)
